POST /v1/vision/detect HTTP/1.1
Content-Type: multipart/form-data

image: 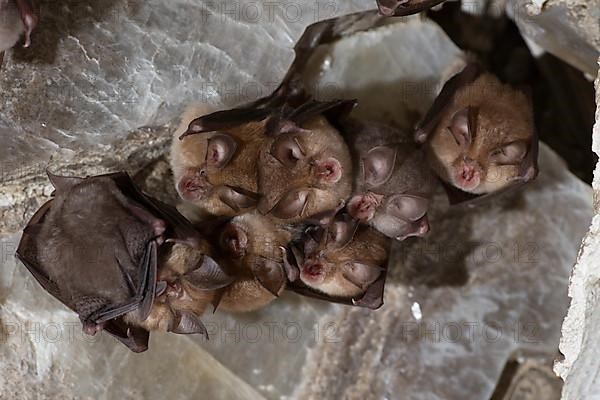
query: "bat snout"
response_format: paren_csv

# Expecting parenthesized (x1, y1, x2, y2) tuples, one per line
(313, 157, 342, 184)
(347, 192, 383, 222)
(177, 169, 211, 201)
(455, 159, 482, 191)
(300, 261, 325, 284)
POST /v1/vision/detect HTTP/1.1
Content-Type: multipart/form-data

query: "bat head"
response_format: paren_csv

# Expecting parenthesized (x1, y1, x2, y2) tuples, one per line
(425, 74, 537, 196)
(294, 215, 388, 298)
(347, 144, 435, 240)
(217, 213, 291, 297)
(257, 116, 353, 223)
(173, 119, 265, 217)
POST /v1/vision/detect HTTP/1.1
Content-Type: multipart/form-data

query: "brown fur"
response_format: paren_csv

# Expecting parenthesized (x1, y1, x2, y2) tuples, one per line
(171, 105, 267, 219)
(426, 73, 534, 194)
(216, 213, 292, 312)
(258, 116, 353, 222)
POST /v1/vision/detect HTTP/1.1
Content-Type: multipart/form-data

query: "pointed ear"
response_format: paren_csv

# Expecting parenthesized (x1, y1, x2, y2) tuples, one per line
(342, 262, 383, 290)
(281, 247, 300, 282)
(185, 256, 235, 290)
(219, 187, 258, 212)
(269, 189, 310, 220)
(448, 107, 475, 147)
(219, 223, 248, 258)
(170, 311, 208, 337)
(362, 146, 397, 187)
(270, 134, 306, 166)
(328, 216, 358, 248)
(46, 171, 84, 192)
(206, 134, 238, 168)
(252, 258, 286, 296)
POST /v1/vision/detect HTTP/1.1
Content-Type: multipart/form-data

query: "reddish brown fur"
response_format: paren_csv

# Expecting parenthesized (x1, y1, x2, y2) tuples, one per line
(217, 213, 292, 312)
(258, 116, 353, 222)
(171, 105, 267, 219)
(426, 73, 534, 194)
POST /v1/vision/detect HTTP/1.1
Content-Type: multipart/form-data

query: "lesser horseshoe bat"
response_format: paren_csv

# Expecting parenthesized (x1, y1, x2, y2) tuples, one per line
(0, 0, 36, 64)
(257, 114, 353, 223)
(211, 212, 293, 312)
(16, 172, 229, 352)
(342, 119, 437, 240)
(287, 214, 390, 309)
(171, 104, 266, 219)
(173, 97, 356, 224)
(415, 63, 538, 204)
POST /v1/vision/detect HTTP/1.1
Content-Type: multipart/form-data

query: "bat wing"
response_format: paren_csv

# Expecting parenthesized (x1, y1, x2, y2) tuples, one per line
(415, 62, 482, 143)
(377, 0, 448, 17)
(286, 270, 386, 310)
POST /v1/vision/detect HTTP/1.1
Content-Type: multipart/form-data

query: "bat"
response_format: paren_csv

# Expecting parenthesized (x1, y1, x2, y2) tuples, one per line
(415, 62, 538, 205)
(16, 171, 226, 352)
(343, 119, 437, 240)
(0, 0, 36, 65)
(286, 214, 390, 309)
(171, 104, 264, 219)
(173, 98, 356, 224)
(256, 113, 354, 223)
(376, 0, 448, 17)
(210, 212, 293, 312)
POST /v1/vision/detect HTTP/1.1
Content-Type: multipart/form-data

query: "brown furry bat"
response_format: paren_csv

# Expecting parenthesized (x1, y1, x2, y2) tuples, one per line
(343, 119, 437, 240)
(211, 212, 293, 312)
(287, 214, 390, 307)
(415, 63, 538, 204)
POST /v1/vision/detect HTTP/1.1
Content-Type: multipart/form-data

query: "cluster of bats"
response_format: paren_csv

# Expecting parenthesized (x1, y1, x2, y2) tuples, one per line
(14, 3, 538, 352)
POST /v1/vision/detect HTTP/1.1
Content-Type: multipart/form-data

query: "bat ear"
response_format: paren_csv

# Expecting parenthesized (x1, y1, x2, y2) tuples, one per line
(206, 134, 238, 168)
(266, 189, 310, 220)
(171, 311, 208, 337)
(328, 215, 359, 248)
(219, 223, 248, 258)
(342, 262, 383, 290)
(362, 146, 397, 187)
(386, 194, 429, 222)
(252, 258, 286, 297)
(46, 171, 84, 192)
(185, 256, 235, 290)
(449, 107, 472, 147)
(489, 141, 528, 165)
(270, 134, 306, 166)
(281, 246, 300, 282)
(219, 187, 258, 212)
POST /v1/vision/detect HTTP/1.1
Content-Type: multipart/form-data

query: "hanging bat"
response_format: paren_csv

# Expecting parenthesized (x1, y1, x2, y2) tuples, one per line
(415, 62, 538, 205)
(173, 97, 356, 224)
(256, 111, 354, 223)
(210, 212, 294, 312)
(286, 214, 390, 309)
(0, 0, 36, 65)
(376, 0, 448, 17)
(343, 119, 437, 240)
(16, 171, 226, 352)
(171, 105, 265, 219)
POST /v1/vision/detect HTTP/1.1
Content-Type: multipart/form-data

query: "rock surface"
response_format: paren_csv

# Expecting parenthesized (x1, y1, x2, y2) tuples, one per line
(0, 3, 593, 399)
(555, 60, 600, 399)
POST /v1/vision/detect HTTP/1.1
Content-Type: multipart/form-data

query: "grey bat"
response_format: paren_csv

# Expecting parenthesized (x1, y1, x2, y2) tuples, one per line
(16, 172, 229, 352)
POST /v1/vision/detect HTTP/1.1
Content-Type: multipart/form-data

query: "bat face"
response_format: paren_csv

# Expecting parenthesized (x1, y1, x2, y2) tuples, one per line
(172, 117, 266, 217)
(294, 216, 388, 298)
(423, 73, 536, 196)
(215, 213, 291, 311)
(346, 125, 436, 240)
(257, 116, 353, 223)
(17, 172, 227, 351)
